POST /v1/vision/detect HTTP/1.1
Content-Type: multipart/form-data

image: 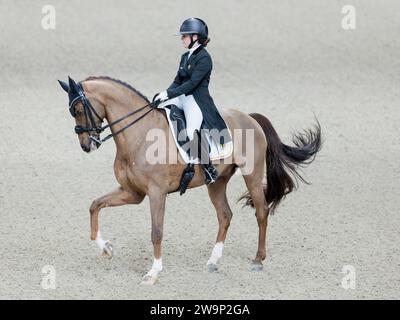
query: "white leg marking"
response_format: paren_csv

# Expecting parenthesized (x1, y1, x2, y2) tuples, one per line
(144, 258, 163, 278)
(207, 242, 224, 265)
(95, 230, 113, 257)
(95, 230, 106, 250)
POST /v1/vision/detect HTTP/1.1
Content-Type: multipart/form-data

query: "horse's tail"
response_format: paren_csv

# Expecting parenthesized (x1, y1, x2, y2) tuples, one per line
(239, 113, 322, 214)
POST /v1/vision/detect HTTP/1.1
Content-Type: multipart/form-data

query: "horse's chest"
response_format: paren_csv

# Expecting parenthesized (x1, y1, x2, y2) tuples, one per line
(115, 160, 145, 191)
(114, 162, 127, 185)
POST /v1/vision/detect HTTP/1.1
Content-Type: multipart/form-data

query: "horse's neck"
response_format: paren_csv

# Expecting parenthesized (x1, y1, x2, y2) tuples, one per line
(103, 90, 164, 160)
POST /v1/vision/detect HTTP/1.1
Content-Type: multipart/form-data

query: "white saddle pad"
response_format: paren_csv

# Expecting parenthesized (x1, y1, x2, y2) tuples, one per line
(158, 105, 233, 164)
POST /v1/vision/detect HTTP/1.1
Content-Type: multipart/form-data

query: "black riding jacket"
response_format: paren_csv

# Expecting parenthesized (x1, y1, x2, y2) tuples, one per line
(166, 45, 230, 145)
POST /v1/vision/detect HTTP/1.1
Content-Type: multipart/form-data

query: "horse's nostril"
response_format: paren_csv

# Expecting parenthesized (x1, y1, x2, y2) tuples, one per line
(81, 144, 90, 152)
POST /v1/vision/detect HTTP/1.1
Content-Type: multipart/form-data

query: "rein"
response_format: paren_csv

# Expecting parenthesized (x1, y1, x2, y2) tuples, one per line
(69, 83, 159, 144)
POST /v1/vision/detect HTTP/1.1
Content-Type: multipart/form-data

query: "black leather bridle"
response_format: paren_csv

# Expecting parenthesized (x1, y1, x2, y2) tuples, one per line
(69, 83, 159, 145)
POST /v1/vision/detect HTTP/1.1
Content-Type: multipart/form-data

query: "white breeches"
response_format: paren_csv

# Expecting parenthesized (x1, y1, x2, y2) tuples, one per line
(163, 94, 203, 141)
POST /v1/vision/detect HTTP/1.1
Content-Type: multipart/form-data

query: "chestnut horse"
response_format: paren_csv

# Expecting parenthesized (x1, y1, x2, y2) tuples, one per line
(58, 76, 321, 285)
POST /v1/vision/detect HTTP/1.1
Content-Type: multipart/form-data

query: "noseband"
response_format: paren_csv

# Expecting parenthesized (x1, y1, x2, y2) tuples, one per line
(69, 83, 158, 145)
(69, 84, 104, 140)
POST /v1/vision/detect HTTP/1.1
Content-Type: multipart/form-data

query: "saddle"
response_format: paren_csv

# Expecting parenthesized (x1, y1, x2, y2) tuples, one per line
(158, 103, 233, 195)
(159, 104, 233, 164)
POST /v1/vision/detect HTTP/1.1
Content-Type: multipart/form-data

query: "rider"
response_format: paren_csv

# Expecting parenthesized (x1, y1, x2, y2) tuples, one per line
(154, 17, 229, 185)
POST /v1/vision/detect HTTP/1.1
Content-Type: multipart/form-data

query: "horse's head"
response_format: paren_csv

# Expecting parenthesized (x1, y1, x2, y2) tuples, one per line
(58, 76, 106, 153)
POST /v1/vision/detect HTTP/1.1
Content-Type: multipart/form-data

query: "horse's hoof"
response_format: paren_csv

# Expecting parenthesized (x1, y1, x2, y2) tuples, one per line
(207, 263, 218, 273)
(102, 242, 113, 258)
(251, 262, 263, 272)
(141, 275, 158, 285)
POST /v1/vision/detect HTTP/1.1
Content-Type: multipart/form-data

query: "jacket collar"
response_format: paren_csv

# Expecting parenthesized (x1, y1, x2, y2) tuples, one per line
(188, 43, 201, 57)
(186, 45, 204, 65)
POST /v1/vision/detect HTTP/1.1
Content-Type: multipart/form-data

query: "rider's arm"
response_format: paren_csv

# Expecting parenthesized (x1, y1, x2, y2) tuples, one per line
(166, 55, 211, 99)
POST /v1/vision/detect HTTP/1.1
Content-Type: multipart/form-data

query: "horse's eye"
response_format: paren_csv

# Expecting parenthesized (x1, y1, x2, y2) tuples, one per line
(76, 110, 83, 117)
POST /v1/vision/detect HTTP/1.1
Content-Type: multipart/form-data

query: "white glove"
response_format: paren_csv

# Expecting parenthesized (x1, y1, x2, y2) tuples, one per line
(156, 90, 168, 102)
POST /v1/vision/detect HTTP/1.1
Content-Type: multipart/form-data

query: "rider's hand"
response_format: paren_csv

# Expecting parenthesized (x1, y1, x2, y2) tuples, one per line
(152, 92, 160, 102)
(155, 90, 168, 102)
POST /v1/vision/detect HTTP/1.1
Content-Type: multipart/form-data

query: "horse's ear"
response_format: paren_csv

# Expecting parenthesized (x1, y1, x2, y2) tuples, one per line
(58, 80, 69, 93)
(68, 76, 80, 95)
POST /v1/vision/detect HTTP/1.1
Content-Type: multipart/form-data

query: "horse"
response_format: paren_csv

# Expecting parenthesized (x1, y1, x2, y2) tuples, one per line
(58, 75, 322, 285)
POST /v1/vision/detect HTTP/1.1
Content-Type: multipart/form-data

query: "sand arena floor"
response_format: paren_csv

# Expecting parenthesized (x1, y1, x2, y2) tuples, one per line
(0, 0, 399, 299)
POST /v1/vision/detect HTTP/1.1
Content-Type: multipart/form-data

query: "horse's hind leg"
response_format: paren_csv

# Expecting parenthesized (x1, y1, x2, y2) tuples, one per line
(205, 166, 236, 272)
(89, 187, 145, 257)
(241, 167, 269, 271)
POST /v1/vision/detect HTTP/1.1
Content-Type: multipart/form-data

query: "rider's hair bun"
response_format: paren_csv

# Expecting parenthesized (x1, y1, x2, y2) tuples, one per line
(200, 37, 211, 47)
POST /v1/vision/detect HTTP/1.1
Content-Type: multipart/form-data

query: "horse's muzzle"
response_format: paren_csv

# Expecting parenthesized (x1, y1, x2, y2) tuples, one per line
(81, 144, 91, 153)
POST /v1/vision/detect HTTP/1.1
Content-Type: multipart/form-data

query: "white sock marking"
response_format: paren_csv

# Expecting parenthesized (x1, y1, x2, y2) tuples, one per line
(207, 242, 224, 265)
(144, 258, 163, 278)
(95, 230, 106, 249)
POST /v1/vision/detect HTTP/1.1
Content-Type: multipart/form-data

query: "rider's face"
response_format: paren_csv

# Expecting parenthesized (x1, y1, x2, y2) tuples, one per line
(181, 34, 198, 49)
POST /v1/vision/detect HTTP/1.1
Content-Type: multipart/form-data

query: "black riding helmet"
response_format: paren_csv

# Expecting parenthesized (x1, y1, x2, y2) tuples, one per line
(179, 17, 209, 49)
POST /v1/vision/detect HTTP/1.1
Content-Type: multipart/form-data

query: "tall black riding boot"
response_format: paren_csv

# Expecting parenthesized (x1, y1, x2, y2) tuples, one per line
(196, 130, 219, 185)
(178, 132, 199, 195)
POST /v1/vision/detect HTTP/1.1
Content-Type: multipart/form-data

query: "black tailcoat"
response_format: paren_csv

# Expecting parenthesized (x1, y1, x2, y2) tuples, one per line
(166, 45, 231, 145)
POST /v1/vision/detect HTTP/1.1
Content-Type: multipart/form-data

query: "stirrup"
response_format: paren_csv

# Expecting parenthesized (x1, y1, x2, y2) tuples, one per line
(201, 164, 218, 185)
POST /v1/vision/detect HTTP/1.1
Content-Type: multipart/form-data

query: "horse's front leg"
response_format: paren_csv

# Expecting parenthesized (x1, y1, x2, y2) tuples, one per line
(89, 187, 145, 257)
(141, 188, 166, 285)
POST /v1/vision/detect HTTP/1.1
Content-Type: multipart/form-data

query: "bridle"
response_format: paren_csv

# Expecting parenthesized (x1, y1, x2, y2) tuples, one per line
(69, 83, 159, 145)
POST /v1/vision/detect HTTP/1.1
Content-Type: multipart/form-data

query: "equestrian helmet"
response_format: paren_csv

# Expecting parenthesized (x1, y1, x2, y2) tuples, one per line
(179, 18, 208, 39)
